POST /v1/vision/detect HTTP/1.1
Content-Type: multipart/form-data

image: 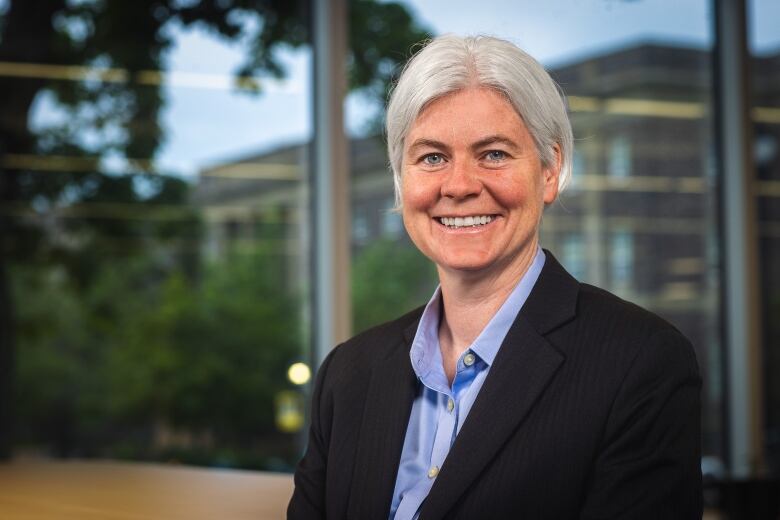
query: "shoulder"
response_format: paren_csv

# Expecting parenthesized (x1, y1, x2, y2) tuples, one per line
(576, 282, 682, 338)
(308, 306, 423, 439)
(561, 282, 699, 382)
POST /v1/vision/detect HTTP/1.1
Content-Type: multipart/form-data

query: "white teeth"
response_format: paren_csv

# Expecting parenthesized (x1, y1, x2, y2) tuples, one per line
(439, 215, 494, 228)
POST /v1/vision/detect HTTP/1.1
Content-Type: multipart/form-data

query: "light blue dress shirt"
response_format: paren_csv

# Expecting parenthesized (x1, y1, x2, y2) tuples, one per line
(389, 248, 546, 520)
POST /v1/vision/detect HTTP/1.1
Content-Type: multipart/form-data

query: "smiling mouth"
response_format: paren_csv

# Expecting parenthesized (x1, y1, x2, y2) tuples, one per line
(435, 215, 497, 229)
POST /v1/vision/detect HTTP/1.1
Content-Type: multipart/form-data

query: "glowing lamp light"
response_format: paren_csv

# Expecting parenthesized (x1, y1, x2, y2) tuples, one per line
(288, 362, 311, 385)
(275, 391, 304, 432)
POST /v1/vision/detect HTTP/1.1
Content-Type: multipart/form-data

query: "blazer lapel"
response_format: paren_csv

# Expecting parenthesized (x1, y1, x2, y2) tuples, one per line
(420, 251, 578, 519)
(347, 320, 419, 519)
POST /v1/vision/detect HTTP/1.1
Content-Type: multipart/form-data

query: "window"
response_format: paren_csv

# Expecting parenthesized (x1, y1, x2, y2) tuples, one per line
(3, 3, 312, 470)
(561, 233, 587, 281)
(750, 0, 780, 474)
(609, 228, 634, 293)
(381, 198, 404, 237)
(607, 135, 632, 178)
(10, 0, 778, 484)
(349, 0, 723, 466)
(352, 212, 370, 244)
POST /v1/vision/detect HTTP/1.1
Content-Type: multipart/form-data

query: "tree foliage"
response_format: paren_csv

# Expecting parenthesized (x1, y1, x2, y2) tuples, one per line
(0, 0, 430, 461)
(352, 238, 437, 334)
(15, 245, 301, 466)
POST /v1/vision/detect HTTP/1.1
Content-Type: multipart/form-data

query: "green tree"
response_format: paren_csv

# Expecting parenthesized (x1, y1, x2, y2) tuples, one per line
(15, 244, 303, 466)
(352, 238, 437, 334)
(106, 247, 301, 465)
(13, 265, 93, 457)
(14, 255, 184, 457)
(0, 0, 430, 458)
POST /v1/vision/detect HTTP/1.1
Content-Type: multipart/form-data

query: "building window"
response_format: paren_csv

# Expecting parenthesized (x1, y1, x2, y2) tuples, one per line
(381, 198, 404, 237)
(608, 135, 632, 178)
(352, 212, 370, 244)
(561, 233, 587, 281)
(570, 148, 586, 189)
(610, 228, 634, 292)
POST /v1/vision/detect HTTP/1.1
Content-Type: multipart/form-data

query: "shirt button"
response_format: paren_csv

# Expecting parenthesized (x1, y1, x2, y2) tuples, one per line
(463, 352, 476, 366)
(447, 398, 454, 412)
(427, 466, 439, 479)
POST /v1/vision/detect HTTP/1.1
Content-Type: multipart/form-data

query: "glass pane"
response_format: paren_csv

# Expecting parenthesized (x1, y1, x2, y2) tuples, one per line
(749, 0, 780, 475)
(1, 2, 311, 470)
(346, 3, 437, 335)
(347, 0, 723, 466)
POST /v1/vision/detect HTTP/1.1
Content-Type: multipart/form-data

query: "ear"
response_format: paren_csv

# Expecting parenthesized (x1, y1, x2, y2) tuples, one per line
(542, 143, 562, 205)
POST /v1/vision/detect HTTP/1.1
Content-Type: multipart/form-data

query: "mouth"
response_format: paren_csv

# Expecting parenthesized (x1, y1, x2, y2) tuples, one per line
(435, 214, 498, 229)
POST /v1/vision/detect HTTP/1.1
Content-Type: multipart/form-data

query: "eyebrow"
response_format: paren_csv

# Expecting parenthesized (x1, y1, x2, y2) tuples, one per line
(470, 134, 521, 152)
(407, 134, 521, 156)
(407, 138, 451, 156)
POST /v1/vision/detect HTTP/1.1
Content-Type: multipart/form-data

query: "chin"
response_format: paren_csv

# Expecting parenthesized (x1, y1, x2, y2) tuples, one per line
(436, 255, 496, 274)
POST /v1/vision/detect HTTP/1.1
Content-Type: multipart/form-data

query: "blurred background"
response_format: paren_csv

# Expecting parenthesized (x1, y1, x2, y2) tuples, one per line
(0, 0, 777, 514)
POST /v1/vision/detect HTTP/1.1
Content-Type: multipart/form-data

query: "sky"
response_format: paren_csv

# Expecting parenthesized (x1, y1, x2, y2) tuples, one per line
(156, 0, 780, 179)
(397, 0, 713, 65)
(154, 29, 311, 175)
(24, 0, 777, 180)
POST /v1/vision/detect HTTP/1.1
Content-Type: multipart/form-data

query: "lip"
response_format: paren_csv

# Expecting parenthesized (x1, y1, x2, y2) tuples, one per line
(433, 213, 501, 220)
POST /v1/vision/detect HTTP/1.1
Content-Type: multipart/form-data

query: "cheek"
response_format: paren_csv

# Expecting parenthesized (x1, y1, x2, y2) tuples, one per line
(482, 177, 535, 208)
(401, 173, 439, 212)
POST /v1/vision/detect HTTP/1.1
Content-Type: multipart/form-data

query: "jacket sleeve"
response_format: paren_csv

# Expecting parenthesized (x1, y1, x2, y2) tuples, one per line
(287, 347, 338, 520)
(579, 328, 703, 519)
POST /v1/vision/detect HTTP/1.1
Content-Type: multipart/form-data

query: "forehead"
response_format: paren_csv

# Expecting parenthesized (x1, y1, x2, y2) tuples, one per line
(405, 87, 529, 148)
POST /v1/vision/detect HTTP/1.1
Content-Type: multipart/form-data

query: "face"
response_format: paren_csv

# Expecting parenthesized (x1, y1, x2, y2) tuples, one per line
(401, 87, 560, 279)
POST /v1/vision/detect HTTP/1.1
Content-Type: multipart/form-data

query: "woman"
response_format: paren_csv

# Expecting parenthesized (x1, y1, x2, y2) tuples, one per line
(288, 35, 701, 519)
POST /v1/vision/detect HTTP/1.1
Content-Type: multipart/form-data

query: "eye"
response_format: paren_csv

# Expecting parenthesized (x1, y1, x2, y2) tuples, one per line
(422, 153, 444, 166)
(485, 150, 507, 162)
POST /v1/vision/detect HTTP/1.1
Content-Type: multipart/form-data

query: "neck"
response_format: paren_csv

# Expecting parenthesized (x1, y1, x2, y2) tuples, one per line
(437, 241, 539, 381)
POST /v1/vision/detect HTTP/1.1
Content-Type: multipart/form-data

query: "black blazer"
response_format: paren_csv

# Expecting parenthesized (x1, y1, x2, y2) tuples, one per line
(288, 252, 702, 519)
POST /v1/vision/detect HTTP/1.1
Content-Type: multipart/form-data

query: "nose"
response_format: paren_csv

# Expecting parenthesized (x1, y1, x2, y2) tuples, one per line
(441, 159, 482, 200)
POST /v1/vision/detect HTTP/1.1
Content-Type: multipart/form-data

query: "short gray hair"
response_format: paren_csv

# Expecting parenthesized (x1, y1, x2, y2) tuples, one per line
(386, 34, 573, 206)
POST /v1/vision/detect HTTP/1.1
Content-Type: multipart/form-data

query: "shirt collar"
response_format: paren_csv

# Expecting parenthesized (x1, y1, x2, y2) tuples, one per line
(409, 247, 546, 378)
(409, 286, 443, 381)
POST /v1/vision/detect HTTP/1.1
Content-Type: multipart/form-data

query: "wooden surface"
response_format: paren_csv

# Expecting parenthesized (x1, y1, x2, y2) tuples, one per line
(0, 460, 294, 519)
(0, 459, 723, 519)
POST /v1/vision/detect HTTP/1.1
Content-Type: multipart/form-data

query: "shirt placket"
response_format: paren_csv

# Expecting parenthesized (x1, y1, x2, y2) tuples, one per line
(426, 390, 456, 480)
(426, 353, 477, 481)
